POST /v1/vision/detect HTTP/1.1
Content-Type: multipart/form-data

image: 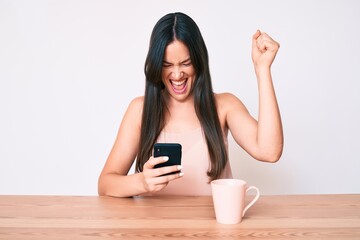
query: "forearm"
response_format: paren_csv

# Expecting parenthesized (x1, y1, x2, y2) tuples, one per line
(255, 67, 283, 162)
(98, 172, 145, 197)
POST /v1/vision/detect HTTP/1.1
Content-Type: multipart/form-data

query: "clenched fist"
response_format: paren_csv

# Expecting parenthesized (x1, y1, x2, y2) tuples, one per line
(252, 30, 280, 69)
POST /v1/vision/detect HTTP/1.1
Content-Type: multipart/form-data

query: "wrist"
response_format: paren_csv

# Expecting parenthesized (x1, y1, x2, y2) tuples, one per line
(254, 65, 271, 76)
(136, 171, 148, 194)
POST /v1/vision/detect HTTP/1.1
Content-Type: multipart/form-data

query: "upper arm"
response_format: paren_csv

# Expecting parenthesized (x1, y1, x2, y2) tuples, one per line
(218, 93, 259, 157)
(100, 97, 144, 176)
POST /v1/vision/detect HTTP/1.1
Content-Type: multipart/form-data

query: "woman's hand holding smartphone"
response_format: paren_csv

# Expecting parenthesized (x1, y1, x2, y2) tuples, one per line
(154, 143, 182, 175)
(140, 143, 183, 193)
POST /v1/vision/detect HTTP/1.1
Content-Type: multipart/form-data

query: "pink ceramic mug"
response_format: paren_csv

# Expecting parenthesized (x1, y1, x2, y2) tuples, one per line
(211, 179, 260, 224)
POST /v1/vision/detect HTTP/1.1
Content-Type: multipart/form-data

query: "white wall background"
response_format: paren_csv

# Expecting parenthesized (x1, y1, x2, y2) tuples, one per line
(1, 0, 359, 195)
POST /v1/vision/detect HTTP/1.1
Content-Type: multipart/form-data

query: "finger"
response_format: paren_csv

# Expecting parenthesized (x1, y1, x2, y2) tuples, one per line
(143, 169, 184, 193)
(259, 32, 280, 51)
(258, 32, 278, 53)
(252, 29, 261, 41)
(252, 29, 261, 49)
(260, 32, 275, 43)
(259, 39, 279, 54)
(143, 177, 168, 193)
(144, 156, 169, 169)
(256, 36, 267, 53)
(153, 165, 183, 177)
(155, 170, 184, 184)
(144, 170, 181, 190)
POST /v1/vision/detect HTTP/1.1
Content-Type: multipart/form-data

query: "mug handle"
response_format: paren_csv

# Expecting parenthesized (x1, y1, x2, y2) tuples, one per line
(242, 186, 260, 217)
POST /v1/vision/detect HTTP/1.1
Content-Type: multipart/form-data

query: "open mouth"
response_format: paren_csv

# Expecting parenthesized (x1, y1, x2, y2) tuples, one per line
(170, 79, 188, 94)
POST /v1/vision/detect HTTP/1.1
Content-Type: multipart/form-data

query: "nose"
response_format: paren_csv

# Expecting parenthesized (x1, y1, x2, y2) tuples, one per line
(171, 67, 184, 80)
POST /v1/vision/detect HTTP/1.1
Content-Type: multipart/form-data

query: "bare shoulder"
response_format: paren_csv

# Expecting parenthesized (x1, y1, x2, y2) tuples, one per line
(129, 96, 144, 109)
(215, 92, 249, 129)
(123, 96, 144, 129)
(215, 92, 246, 110)
(215, 92, 249, 124)
(127, 96, 144, 115)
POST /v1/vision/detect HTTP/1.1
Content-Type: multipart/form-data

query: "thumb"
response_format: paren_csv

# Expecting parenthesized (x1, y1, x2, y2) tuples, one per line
(252, 29, 261, 48)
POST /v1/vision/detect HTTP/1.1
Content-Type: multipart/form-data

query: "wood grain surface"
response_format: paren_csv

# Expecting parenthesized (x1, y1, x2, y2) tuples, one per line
(0, 194, 359, 239)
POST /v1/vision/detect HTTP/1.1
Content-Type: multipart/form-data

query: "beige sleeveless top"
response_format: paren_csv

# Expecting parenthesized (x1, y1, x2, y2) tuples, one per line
(149, 127, 232, 196)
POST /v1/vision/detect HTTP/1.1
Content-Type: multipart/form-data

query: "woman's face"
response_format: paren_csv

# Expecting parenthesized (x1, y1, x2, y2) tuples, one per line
(162, 40, 196, 102)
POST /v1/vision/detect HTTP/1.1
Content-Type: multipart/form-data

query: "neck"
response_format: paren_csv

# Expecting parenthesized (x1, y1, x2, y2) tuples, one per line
(162, 91, 200, 131)
(163, 91, 194, 109)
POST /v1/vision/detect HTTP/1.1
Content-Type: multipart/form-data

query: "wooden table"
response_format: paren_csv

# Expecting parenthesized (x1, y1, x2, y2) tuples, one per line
(0, 194, 359, 239)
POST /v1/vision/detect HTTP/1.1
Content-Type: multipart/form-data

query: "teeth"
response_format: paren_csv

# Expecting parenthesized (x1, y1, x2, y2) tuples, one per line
(171, 80, 186, 86)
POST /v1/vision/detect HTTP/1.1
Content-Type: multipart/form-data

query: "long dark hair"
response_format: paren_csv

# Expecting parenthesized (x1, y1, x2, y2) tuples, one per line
(135, 12, 228, 181)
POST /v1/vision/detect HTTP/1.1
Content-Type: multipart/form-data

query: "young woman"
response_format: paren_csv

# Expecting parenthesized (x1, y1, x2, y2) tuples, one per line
(98, 12, 283, 197)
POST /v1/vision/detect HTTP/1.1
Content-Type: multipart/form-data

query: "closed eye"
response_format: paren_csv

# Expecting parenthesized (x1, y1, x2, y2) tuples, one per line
(162, 61, 172, 67)
(162, 58, 191, 67)
(182, 59, 192, 67)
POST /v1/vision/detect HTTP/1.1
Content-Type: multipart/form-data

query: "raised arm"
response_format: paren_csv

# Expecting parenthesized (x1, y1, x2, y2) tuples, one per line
(225, 30, 283, 162)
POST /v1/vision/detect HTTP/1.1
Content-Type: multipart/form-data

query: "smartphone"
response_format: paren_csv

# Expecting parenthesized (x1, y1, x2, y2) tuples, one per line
(154, 143, 182, 175)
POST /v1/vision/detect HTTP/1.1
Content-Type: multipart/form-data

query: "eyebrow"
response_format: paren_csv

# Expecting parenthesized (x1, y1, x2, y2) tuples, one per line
(163, 58, 191, 64)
